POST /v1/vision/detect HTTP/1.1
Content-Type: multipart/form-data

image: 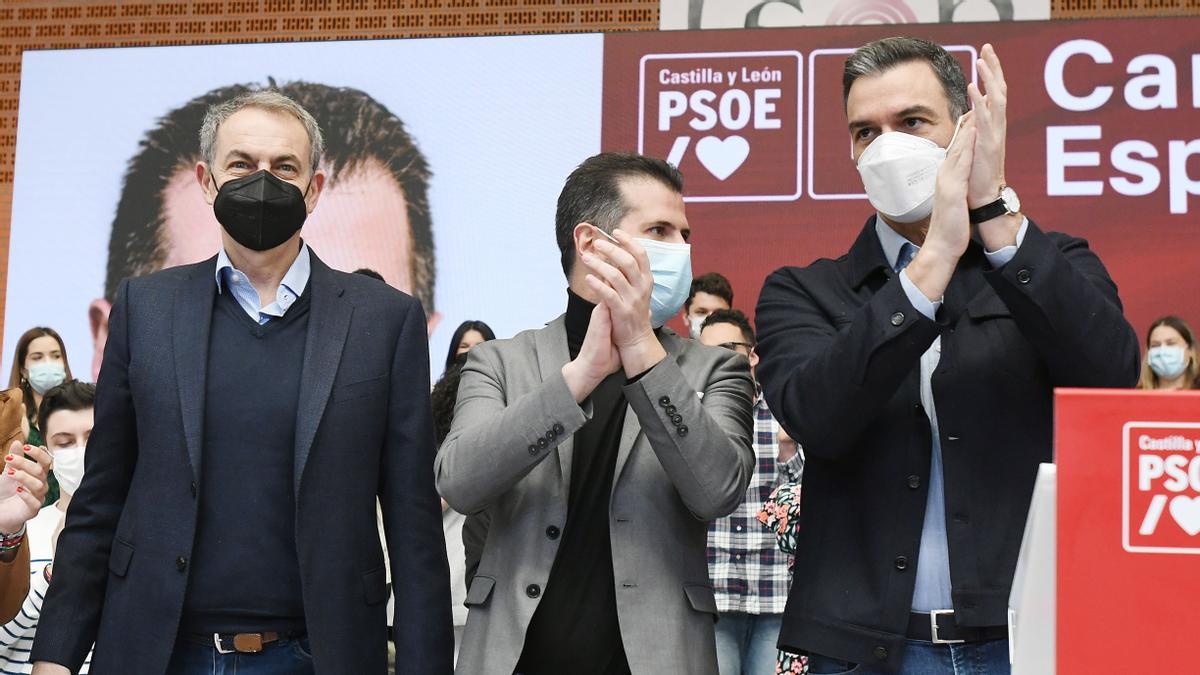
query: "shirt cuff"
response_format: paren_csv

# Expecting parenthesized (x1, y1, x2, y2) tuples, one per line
(899, 270, 942, 320)
(983, 216, 1029, 269)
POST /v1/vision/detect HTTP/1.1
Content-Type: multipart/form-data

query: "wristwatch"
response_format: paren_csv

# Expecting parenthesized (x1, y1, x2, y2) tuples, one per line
(968, 185, 1020, 224)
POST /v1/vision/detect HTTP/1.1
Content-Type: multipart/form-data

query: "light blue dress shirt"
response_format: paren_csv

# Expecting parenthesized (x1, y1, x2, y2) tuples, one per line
(214, 243, 311, 325)
(875, 216, 1028, 612)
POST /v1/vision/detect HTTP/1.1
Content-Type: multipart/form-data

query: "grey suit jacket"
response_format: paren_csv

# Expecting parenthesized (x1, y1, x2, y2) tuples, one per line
(436, 315, 755, 675)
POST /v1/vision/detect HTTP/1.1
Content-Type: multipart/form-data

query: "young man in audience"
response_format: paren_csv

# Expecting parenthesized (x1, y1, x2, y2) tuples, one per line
(698, 310, 802, 675)
(437, 152, 755, 675)
(0, 381, 97, 673)
(683, 272, 734, 339)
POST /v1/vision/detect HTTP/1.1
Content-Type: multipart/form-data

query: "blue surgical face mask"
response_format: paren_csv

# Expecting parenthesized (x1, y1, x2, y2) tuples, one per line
(637, 238, 693, 329)
(1148, 345, 1189, 380)
(27, 361, 66, 396)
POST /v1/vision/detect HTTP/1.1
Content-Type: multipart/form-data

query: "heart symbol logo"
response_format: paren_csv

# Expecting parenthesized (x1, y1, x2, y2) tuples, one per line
(1169, 495, 1200, 536)
(695, 136, 750, 181)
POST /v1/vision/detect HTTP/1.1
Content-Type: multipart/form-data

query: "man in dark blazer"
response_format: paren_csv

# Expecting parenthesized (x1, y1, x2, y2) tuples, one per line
(755, 39, 1139, 674)
(31, 91, 452, 674)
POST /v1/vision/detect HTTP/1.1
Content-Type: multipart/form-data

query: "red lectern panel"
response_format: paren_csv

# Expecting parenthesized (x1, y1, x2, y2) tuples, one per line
(1056, 389, 1200, 673)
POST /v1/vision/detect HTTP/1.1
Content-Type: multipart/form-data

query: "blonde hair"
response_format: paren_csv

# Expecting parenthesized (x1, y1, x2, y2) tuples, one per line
(1137, 316, 1199, 390)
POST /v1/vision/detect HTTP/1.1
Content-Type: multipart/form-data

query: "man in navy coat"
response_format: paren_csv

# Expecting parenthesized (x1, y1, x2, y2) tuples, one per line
(32, 90, 452, 675)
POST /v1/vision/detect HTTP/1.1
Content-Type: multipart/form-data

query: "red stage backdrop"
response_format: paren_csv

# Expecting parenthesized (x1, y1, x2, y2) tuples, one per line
(602, 17, 1200, 340)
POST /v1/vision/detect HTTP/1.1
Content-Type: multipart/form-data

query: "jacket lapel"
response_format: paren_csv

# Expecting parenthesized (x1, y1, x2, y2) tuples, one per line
(173, 256, 218, 481)
(293, 254, 353, 494)
(533, 316, 573, 500)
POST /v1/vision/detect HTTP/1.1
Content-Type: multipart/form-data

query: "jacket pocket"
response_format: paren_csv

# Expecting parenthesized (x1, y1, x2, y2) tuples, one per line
(332, 374, 388, 404)
(362, 565, 388, 605)
(464, 575, 496, 607)
(684, 583, 718, 619)
(109, 539, 134, 578)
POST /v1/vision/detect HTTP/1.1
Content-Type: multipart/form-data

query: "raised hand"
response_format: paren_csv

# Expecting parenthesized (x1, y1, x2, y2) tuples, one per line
(581, 229, 667, 377)
(562, 302, 622, 404)
(0, 441, 51, 534)
(967, 43, 1008, 210)
(905, 114, 977, 302)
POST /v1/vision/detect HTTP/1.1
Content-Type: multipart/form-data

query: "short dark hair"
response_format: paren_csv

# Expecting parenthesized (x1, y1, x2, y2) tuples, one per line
(444, 320, 496, 374)
(843, 37, 969, 120)
(685, 272, 733, 312)
(702, 308, 755, 345)
(37, 380, 97, 437)
(555, 152, 684, 277)
(107, 80, 436, 314)
(353, 267, 385, 282)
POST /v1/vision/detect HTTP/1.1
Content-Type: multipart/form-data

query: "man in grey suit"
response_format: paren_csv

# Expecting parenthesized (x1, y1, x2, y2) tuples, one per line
(437, 153, 755, 675)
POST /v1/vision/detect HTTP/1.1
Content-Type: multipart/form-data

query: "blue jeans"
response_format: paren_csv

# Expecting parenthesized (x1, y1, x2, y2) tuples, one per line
(166, 637, 315, 674)
(806, 639, 1009, 675)
(715, 612, 784, 675)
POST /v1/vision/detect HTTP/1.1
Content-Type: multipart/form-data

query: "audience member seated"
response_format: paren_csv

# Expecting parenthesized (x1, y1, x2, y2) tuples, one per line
(1137, 316, 1199, 390)
(0, 381, 95, 673)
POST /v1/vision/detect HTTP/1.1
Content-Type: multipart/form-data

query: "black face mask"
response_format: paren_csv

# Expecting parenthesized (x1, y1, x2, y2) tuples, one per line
(212, 170, 310, 251)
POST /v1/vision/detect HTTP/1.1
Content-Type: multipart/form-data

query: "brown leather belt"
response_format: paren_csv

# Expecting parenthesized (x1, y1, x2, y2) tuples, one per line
(183, 630, 305, 654)
(907, 611, 1007, 644)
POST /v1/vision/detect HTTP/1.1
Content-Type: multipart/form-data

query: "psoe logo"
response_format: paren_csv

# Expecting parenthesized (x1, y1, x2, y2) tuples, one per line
(1123, 422, 1200, 554)
(638, 51, 802, 202)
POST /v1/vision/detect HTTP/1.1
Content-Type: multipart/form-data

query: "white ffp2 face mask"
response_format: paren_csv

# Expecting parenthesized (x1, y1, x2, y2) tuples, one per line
(52, 445, 86, 497)
(855, 117, 963, 224)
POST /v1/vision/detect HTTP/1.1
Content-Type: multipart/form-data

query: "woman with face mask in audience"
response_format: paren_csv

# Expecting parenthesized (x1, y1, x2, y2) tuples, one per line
(1138, 316, 1200, 391)
(7, 328, 73, 506)
(0, 381, 95, 673)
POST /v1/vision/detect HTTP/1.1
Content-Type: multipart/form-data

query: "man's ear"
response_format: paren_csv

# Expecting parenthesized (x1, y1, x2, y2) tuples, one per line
(88, 298, 112, 383)
(749, 347, 760, 370)
(197, 162, 217, 205)
(304, 168, 327, 213)
(572, 222, 599, 262)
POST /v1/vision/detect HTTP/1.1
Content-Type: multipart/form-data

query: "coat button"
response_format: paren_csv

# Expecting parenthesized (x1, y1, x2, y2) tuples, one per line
(528, 444, 538, 456)
(658, 396, 671, 407)
(677, 425, 689, 437)
(525, 584, 541, 598)
(546, 428, 557, 441)
(1016, 268, 1031, 284)
(907, 475, 921, 490)
(545, 525, 561, 540)
(553, 423, 564, 435)
(665, 405, 677, 416)
(670, 414, 683, 425)
(176, 556, 188, 572)
(874, 646, 888, 661)
(894, 556, 908, 570)
(890, 312, 905, 326)
(536, 437, 548, 449)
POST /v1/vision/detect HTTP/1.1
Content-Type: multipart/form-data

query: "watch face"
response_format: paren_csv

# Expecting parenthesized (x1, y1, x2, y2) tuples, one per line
(1001, 185, 1021, 214)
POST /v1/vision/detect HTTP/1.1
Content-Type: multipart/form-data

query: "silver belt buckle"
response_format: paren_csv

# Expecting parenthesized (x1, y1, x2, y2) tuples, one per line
(213, 633, 234, 655)
(930, 609, 964, 644)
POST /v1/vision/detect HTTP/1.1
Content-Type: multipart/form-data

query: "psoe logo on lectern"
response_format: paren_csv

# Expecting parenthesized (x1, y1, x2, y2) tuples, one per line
(1123, 422, 1200, 554)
